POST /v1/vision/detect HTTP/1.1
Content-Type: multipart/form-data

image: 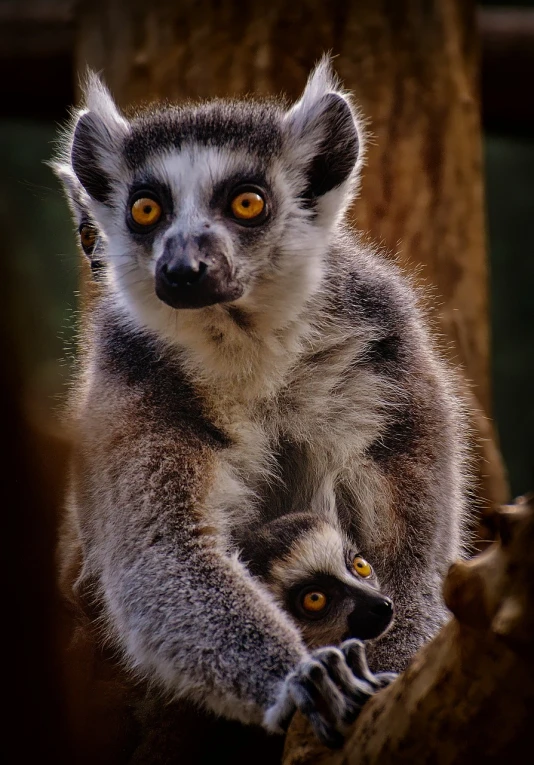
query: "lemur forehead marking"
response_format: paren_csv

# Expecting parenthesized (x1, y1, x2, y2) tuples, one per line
(143, 145, 269, 212)
(123, 100, 285, 170)
(270, 522, 355, 590)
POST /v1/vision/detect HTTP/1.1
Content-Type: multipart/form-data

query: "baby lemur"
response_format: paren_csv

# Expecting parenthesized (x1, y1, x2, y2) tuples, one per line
(53, 57, 467, 747)
(135, 513, 394, 764)
(130, 513, 394, 765)
(240, 512, 393, 649)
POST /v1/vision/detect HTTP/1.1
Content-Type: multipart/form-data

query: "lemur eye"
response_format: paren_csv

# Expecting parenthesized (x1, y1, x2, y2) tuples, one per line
(230, 191, 265, 221)
(79, 224, 97, 255)
(353, 556, 372, 578)
(130, 196, 162, 228)
(301, 591, 328, 613)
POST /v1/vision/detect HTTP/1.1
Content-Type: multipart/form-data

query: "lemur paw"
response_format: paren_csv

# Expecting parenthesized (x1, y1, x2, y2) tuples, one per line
(341, 638, 398, 690)
(265, 640, 395, 749)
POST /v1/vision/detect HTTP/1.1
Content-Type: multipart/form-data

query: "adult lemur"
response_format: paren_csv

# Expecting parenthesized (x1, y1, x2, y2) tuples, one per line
(54, 58, 467, 747)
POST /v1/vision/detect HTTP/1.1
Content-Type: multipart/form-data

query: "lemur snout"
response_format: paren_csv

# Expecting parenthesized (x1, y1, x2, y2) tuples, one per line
(347, 594, 393, 641)
(155, 234, 242, 309)
(161, 255, 208, 287)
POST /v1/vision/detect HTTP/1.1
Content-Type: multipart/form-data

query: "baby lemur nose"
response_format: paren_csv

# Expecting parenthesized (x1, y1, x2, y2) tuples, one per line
(347, 595, 394, 641)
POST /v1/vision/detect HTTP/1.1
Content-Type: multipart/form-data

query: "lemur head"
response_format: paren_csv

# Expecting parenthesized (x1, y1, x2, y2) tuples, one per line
(53, 58, 362, 341)
(240, 514, 394, 649)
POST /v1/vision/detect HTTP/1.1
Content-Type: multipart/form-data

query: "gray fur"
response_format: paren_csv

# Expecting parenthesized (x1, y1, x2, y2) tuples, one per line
(53, 57, 468, 746)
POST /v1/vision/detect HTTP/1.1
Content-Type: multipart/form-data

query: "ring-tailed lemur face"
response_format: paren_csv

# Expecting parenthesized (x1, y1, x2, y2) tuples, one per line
(55, 61, 362, 341)
(239, 514, 394, 649)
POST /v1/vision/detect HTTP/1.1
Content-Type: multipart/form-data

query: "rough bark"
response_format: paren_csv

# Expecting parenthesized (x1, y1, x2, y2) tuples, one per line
(282, 495, 534, 764)
(75, 0, 508, 513)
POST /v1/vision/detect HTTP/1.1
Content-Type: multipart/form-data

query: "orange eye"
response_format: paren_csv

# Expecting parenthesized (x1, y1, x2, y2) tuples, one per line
(230, 191, 265, 221)
(353, 556, 372, 579)
(131, 197, 162, 227)
(302, 591, 328, 613)
(79, 224, 97, 254)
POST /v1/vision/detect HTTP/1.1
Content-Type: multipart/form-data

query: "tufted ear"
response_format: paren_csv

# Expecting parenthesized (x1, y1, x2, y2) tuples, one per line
(69, 71, 129, 205)
(49, 161, 90, 223)
(284, 57, 361, 207)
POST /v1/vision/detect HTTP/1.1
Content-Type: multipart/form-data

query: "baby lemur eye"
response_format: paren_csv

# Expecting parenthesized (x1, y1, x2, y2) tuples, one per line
(353, 556, 372, 578)
(229, 189, 267, 224)
(301, 590, 329, 614)
(79, 223, 97, 255)
(128, 192, 162, 230)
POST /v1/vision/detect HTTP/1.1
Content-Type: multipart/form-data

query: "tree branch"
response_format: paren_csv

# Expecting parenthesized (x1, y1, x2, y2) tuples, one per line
(283, 496, 534, 764)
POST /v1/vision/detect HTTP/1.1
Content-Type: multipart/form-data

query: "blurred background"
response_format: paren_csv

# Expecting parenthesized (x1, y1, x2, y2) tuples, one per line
(1, 1, 532, 760)
(1, 0, 531, 500)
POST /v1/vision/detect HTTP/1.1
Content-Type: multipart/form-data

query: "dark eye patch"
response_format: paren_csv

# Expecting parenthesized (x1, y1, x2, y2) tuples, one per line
(285, 573, 344, 622)
(211, 171, 271, 212)
(125, 177, 174, 244)
(127, 177, 174, 217)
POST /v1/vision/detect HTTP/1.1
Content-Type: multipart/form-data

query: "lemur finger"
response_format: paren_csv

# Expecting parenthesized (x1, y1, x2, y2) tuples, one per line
(312, 647, 376, 724)
(373, 671, 398, 689)
(287, 675, 344, 749)
(293, 659, 347, 721)
(340, 639, 382, 687)
(313, 645, 370, 692)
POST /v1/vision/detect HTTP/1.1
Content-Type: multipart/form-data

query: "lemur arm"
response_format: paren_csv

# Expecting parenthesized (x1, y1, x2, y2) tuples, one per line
(69, 382, 387, 747)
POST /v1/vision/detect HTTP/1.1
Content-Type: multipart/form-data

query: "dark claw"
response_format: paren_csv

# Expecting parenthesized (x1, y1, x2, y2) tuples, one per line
(272, 641, 394, 749)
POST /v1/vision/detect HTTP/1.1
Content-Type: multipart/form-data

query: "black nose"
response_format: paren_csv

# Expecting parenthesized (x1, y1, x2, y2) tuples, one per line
(160, 256, 209, 289)
(155, 234, 241, 310)
(156, 247, 214, 309)
(347, 596, 394, 641)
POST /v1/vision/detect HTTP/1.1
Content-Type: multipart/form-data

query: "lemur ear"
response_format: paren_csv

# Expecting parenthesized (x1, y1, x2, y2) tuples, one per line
(70, 72, 129, 205)
(50, 162, 88, 221)
(284, 58, 360, 206)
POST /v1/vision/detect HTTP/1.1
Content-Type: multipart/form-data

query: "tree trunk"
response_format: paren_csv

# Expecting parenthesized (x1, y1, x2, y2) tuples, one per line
(282, 496, 534, 764)
(75, 0, 508, 515)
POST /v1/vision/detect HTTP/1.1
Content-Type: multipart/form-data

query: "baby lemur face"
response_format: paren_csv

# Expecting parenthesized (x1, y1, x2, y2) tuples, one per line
(56, 69, 360, 341)
(239, 514, 394, 649)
